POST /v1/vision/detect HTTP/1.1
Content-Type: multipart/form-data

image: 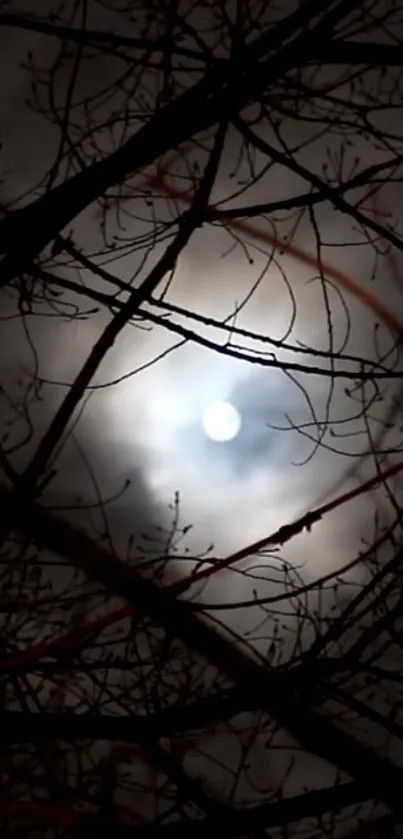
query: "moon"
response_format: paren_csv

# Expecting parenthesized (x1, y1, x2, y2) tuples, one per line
(202, 401, 241, 442)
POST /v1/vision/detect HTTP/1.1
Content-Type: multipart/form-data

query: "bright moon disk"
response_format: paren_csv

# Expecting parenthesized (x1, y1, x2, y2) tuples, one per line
(202, 401, 241, 442)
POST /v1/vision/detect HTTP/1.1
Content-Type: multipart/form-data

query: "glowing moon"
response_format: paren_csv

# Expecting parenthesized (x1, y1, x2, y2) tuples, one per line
(202, 401, 241, 442)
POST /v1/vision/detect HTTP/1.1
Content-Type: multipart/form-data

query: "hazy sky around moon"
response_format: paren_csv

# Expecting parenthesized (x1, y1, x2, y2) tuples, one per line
(0, 0, 403, 652)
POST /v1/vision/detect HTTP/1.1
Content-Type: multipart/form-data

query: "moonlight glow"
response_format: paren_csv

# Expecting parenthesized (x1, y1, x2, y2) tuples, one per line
(202, 401, 241, 442)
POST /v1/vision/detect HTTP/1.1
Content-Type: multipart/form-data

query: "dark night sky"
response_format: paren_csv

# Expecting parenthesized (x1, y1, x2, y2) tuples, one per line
(1, 0, 403, 650)
(2, 4, 403, 829)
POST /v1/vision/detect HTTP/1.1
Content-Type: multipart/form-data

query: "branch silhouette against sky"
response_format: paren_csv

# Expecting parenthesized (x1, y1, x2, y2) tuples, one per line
(0, 2, 403, 838)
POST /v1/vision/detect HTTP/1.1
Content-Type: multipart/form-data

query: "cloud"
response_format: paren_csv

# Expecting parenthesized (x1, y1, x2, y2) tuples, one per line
(0, 6, 402, 647)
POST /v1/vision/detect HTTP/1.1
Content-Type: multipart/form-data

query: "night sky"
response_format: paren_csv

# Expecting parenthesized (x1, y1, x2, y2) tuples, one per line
(1, 2, 403, 828)
(1, 1, 402, 618)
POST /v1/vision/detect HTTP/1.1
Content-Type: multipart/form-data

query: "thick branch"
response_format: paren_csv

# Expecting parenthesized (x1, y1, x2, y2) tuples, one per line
(0, 692, 256, 743)
(314, 39, 403, 67)
(0, 0, 360, 287)
(19, 121, 227, 492)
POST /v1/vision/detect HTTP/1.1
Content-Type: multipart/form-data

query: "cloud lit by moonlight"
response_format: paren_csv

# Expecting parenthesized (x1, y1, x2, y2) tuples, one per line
(202, 401, 242, 442)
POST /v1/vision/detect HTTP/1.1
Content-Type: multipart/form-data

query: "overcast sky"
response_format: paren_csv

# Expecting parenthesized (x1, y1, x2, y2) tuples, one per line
(3, 6, 403, 832)
(1, 0, 403, 655)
